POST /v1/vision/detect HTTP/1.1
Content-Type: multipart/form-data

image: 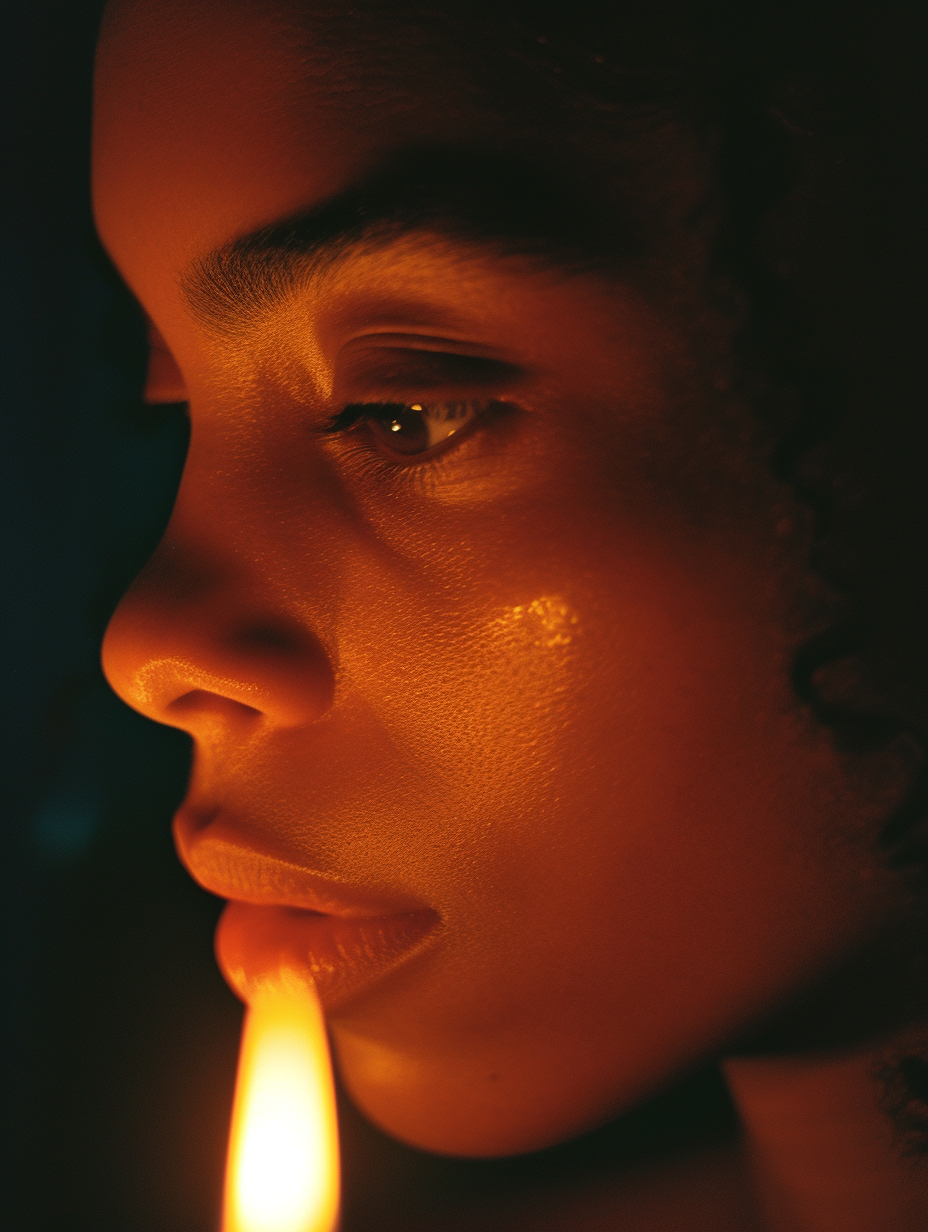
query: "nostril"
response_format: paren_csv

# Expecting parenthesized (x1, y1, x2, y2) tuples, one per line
(167, 689, 263, 722)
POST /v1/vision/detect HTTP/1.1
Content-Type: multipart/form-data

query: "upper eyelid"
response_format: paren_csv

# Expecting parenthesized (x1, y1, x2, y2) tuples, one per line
(337, 330, 514, 357)
(333, 346, 524, 393)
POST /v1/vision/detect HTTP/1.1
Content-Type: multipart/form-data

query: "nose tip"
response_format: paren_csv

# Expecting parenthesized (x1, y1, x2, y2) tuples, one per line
(102, 578, 336, 735)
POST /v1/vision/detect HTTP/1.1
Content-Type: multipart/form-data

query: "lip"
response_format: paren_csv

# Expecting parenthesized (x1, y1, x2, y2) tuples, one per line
(215, 900, 439, 1010)
(176, 816, 440, 1009)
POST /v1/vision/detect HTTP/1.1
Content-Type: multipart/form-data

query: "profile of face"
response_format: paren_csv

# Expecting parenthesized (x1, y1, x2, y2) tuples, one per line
(94, 0, 916, 1158)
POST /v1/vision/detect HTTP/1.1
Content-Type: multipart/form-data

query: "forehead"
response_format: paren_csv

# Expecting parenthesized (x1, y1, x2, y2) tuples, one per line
(94, 0, 558, 308)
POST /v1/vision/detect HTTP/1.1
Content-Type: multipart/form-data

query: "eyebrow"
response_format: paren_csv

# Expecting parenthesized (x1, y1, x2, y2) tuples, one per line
(181, 146, 634, 336)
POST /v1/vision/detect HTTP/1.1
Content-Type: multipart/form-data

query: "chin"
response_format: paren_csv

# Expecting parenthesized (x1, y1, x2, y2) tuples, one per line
(330, 1028, 643, 1158)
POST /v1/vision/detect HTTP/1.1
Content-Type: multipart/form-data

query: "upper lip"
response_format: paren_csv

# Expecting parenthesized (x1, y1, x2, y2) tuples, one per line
(176, 816, 429, 920)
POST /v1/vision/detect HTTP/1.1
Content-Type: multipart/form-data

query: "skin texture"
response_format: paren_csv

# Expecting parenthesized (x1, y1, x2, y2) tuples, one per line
(95, 0, 917, 1160)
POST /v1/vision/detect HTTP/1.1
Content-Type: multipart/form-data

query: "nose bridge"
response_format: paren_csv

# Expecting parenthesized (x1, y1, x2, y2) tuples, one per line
(102, 505, 337, 733)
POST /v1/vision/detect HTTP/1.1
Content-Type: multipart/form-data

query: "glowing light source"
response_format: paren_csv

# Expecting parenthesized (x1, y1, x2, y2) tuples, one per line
(222, 981, 340, 1232)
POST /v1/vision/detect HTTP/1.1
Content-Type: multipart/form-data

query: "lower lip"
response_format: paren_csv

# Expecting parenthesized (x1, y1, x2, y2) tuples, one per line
(216, 900, 439, 1010)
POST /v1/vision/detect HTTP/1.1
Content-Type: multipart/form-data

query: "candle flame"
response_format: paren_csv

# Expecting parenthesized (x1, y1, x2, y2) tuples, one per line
(223, 982, 339, 1232)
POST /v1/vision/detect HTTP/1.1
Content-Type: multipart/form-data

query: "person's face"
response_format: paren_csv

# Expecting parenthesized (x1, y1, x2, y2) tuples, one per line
(95, 0, 908, 1156)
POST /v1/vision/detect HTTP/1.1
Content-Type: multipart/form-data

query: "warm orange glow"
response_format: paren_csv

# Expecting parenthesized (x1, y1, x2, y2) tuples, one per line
(222, 982, 339, 1232)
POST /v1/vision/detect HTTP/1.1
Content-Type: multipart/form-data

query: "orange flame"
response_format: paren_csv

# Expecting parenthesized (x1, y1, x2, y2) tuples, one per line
(222, 982, 340, 1232)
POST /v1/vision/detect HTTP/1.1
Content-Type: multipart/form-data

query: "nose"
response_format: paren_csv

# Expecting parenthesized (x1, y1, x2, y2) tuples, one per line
(102, 533, 336, 737)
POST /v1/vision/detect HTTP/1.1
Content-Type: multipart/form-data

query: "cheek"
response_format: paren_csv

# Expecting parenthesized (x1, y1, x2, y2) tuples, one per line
(338, 520, 784, 847)
(324, 528, 891, 1155)
(342, 590, 580, 827)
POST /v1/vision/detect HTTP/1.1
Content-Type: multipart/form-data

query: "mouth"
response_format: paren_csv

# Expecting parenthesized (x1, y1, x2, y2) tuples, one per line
(176, 817, 440, 1010)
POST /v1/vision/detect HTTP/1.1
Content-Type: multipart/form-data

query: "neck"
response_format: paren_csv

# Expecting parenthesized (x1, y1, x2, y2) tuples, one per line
(724, 1033, 928, 1232)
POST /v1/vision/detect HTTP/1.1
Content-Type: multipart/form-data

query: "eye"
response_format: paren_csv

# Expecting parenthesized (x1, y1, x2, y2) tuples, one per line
(326, 400, 488, 458)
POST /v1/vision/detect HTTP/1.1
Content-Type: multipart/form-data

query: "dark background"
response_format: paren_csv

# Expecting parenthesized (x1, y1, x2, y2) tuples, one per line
(2, 3, 924, 1229)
